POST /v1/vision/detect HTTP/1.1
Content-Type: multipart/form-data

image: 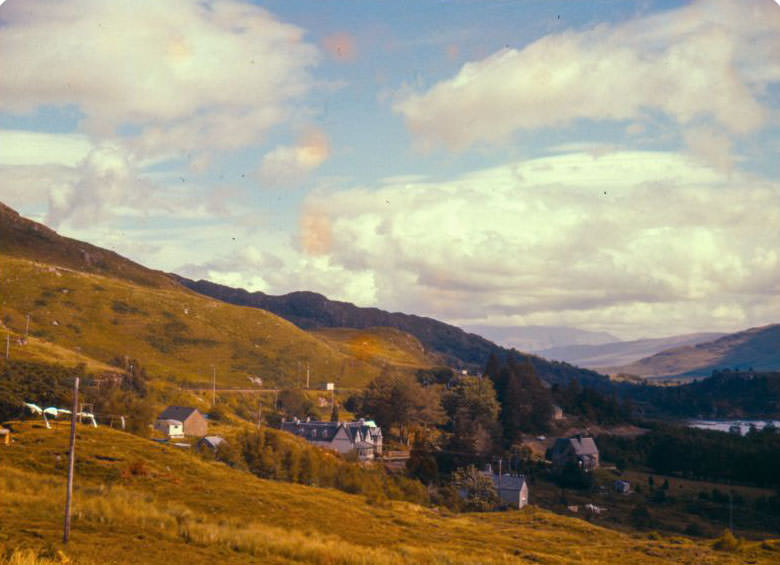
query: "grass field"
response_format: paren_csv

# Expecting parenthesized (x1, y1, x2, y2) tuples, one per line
(2, 421, 779, 564)
(0, 255, 434, 389)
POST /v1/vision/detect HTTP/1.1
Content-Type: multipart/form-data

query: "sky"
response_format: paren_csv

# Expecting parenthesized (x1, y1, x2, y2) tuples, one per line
(0, 0, 778, 344)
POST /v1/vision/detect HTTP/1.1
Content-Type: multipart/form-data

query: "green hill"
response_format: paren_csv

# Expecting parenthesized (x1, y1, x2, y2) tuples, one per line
(3, 420, 777, 564)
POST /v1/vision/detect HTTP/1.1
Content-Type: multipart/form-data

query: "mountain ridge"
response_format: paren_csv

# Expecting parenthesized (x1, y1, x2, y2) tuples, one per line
(539, 332, 728, 369)
(174, 276, 611, 388)
(604, 324, 780, 379)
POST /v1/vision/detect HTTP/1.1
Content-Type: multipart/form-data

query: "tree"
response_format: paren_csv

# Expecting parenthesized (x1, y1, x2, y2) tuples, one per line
(451, 464, 498, 511)
(406, 434, 439, 485)
(443, 376, 500, 458)
(362, 372, 444, 441)
(277, 389, 315, 419)
(330, 402, 340, 422)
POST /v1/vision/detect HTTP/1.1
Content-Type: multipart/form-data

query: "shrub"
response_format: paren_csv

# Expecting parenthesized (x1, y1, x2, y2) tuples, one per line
(712, 529, 741, 552)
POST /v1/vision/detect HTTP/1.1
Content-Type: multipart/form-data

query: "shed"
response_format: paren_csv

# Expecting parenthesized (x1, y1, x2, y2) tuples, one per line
(614, 480, 631, 494)
(199, 436, 226, 450)
(0, 427, 10, 446)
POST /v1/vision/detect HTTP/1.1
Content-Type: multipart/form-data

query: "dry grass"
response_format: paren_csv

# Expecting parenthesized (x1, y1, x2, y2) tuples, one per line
(2, 421, 779, 564)
(0, 255, 389, 388)
(311, 327, 438, 369)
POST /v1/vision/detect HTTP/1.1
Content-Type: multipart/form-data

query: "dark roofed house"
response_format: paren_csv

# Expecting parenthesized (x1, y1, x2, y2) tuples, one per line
(485, 466, 528, 509)
(551, 435, 599, 472)
(156, 406, 208, 437)
(280, 418, 382, 460)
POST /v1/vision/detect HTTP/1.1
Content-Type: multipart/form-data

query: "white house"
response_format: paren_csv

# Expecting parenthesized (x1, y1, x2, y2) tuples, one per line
(155, 418, 184, 438)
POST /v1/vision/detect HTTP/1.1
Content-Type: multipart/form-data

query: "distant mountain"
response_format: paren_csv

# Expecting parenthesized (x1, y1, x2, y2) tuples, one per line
(462, 324, 618, 352)
(539, 332, 726, 369)
(0, 202, 176, 289)
(174, 277, 611, 388)
(605, 324, 780, 379)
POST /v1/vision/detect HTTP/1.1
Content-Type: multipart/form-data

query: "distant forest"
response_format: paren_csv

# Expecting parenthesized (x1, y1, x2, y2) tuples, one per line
(621, 370, 780, 419)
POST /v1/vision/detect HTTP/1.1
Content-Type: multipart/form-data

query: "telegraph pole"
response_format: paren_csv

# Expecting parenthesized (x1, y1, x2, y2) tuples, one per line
(306, 363, 310, 389)
(5, 333, 9, 359)
(63, 376, 79, 543)
(211, 366, 216, 406)
(25, 313, 30, 338)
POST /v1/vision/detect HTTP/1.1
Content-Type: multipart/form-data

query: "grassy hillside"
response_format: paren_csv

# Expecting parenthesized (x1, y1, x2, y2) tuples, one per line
(3, 420, 778, 564)
(0, 202, 176, 290)
(0, 255, 388, 388)
(311, 327, 440, 369)
(175, 277, 611, 388)
(606, 325, 780, 379)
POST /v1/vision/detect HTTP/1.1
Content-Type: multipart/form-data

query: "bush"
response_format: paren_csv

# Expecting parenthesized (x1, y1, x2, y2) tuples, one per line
(712, 529, 741, 552)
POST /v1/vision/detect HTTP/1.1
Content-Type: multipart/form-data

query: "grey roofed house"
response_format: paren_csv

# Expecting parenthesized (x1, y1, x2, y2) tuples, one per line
(156, 406, 208, 437)
(550, 435, 600, 472)
(486, 470, 528, 509)
(198, 436, 226, 450)
(280, 418, 382, 460)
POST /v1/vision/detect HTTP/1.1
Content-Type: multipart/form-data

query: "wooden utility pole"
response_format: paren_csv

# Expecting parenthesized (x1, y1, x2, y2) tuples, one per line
(211, 366, 216, 406)
(306, 363, 310, 389)
(5, 333, 9, 359)
(25, 313, 30, 338)
(63, 376, 79, 543)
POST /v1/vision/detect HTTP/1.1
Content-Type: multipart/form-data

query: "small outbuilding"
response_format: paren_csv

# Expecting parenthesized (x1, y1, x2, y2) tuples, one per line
(198, 435, 226, 451)
(156, 406, 208, 437)
(0, 427, 10, 446)
(614, 480, 631, 494)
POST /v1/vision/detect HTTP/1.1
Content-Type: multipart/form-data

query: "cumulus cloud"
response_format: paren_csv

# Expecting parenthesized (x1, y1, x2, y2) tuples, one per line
(258, 129, 330, 187)
(394, 0, 780, 151)
(297, 150, 780, 337)
(45, 144, 154, 228)
(0, 0, 318, 157)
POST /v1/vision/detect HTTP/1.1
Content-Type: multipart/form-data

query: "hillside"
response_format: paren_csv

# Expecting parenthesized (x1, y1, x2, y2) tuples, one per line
(0, 202, 176, 289)
(175, 277, 611, 388)
(3, 420, 778, 564)
(311, 327, 442, 369)
(605, 324, 780, 379)
(0, 255, 392, 388)
(539, 332, 726, 370)
(0, 202, 446, 388)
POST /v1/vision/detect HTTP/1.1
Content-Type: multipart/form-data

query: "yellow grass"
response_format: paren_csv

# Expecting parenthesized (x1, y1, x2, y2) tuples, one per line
(0, 255, 393, 388)
(311, 327, 438, 369)
(2, 421, 779, 564)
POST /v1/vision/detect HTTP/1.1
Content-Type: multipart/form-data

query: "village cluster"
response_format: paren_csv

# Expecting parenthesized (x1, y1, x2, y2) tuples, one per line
(15, 396, 632, 512)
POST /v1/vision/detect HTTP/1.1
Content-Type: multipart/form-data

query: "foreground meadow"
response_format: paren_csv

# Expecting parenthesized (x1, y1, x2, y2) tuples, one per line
(2, 422, 779, 564)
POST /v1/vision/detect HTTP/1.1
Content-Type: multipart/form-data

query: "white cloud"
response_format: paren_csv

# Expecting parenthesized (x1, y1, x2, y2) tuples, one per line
(258, 129, 330, 187)
(296, 150, 780, 337)
(0, 0, 318, 157)
(0, 130, 93, 167)
(394, 0, 780, 151)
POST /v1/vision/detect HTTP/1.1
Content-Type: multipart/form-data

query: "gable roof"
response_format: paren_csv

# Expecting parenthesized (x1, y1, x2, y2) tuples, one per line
(280, 420, 382, 444)
(158, 406, 201, 421)
(553, 436, 599, 457)
(484, 473, 526, 491)
(199, 436, 226, 449)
